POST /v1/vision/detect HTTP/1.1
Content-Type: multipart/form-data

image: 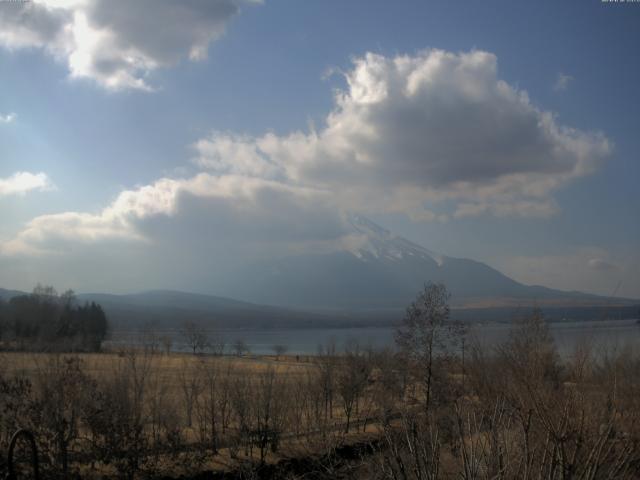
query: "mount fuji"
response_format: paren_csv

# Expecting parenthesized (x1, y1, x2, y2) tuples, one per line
(2, 216, 636, 327)
(221, 215, 630, 311)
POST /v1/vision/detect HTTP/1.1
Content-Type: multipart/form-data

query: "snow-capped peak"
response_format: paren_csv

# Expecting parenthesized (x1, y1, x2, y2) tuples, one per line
(346, 214, 445, 266)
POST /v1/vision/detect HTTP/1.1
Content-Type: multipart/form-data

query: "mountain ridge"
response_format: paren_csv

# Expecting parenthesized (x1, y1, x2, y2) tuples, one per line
(1, 218, 636, 326)
(1, 286, 638, 330)
(217, 215, 633, 310)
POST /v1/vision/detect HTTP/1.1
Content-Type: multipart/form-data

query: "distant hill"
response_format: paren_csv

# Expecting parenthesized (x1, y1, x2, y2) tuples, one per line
(79, 290, 266, 314)
(2, 287, 638, 330)
(0, 288, 25, 301)
(75, 290, 361, 330)
(0, 287, 350, 329)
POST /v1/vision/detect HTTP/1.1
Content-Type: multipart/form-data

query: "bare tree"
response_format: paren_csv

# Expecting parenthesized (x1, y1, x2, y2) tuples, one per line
(33, 355, 93, 477)
(209, 333, 226, 356)
(316, 339, 337, 423)
(217, 362, 235, 434)
(81, 350, 152, 479)
(140, 322, 160, 354)
(372, 348, 407, 426)
(178, 358, 202, 428)
(272, 344, 288, 360)
(336, 344, 371, 433)
(395, 282, 463, 414)
(195, 359, 221, 453)
(376, 409, 442, 480)
(181, 320, 208, 355)
(250, 367, 288, 464)
(233, 338, 249, 357)
(159, 334, 173, 355)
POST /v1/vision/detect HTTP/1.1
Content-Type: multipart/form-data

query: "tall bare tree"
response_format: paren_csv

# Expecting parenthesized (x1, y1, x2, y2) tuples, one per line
(395, 282, 463, 414)
(337, 344, 371, 433)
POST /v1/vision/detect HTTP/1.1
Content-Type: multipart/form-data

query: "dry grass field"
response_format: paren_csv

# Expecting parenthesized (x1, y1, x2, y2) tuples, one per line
(1, 350, 315, 387)
(0, 347, 394, 478)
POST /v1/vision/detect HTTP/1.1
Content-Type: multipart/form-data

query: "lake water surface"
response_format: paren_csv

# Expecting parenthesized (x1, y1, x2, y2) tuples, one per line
(109, 318, 640, 358)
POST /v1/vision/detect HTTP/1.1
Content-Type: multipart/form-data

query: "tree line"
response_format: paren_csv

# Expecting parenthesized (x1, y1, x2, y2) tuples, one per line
(0, 285, 108, 352)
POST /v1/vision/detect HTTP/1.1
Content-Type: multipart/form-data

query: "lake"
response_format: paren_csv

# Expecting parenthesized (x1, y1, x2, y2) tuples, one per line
(108, 318, 640, 358)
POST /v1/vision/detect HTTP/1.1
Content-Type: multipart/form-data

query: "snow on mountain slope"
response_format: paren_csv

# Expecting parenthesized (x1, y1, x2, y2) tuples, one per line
(346, 214, 445, 266)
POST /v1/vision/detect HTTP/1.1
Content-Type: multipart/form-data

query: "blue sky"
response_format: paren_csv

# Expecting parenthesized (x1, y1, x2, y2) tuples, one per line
(0, 0, 638, 298)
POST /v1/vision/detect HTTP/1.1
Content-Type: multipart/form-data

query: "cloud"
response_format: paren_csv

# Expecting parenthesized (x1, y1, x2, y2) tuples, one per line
(587, 257, 618, 272)
(0, 172, 348, 256)
(1, 49, 613, 264)
(0, 171, 53, 197)
(195, 50, 610, 219)
(452, 199, 559, 219)
(0, 112, 16, 123)
(0, 0, 256, 91)
(553, 72, 573, 92)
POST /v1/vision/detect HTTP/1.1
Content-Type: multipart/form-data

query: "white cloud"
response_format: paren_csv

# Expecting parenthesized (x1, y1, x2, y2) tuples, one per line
(0, 112, 16, 123)
(453, 199, 559, 219)
(193, 132, 286, 179)
(195, 50, 610, 219)
(587, 257, 617, 272)
(0, 0, 256, 91)
(554, 72, 573, 92)
(1, 49, 613, 262)
(0, 171, 52, 197)
(0, 172, 346, 256)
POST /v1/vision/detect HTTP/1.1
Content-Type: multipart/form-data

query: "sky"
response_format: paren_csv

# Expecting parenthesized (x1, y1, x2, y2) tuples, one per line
(0, 0, 638, 299)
